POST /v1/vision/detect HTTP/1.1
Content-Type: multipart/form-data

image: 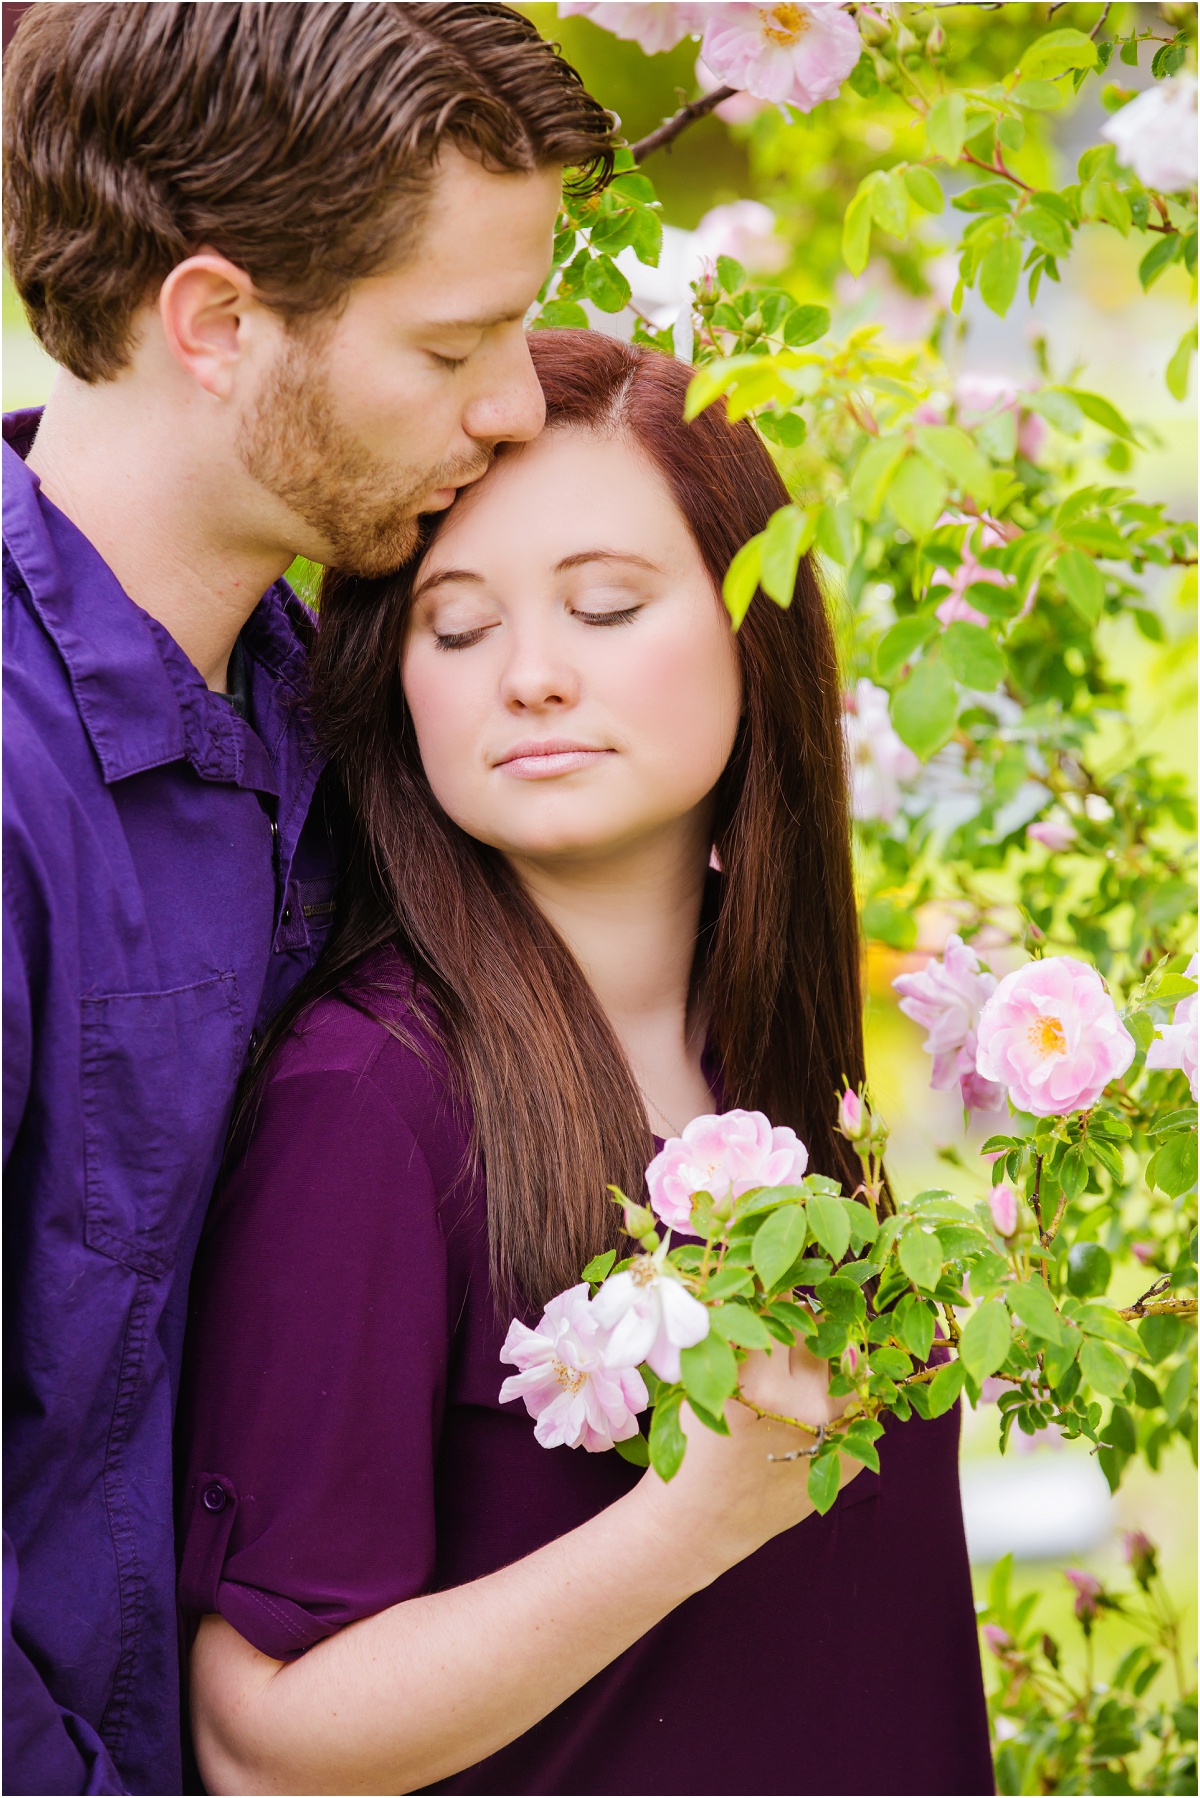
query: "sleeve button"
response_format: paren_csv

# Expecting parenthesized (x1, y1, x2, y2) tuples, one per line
(202, 1482, 228, 1513)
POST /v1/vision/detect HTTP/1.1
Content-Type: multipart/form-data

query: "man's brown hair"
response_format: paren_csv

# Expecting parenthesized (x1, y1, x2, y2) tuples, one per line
(3, 1, 614, 383)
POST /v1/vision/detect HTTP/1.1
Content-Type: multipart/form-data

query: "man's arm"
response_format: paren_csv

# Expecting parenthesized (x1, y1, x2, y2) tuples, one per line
(2, 897, 129, 1797)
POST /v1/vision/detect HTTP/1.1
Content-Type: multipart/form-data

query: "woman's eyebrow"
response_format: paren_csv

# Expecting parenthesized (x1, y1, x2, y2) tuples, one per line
(554, 550, 662, 574)
(413, 567, 484, 602)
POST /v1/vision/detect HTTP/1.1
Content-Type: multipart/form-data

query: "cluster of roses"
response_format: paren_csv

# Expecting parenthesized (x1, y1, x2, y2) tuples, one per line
(502, 947, 1196, 1457)
(499, 1112, 808, 1452)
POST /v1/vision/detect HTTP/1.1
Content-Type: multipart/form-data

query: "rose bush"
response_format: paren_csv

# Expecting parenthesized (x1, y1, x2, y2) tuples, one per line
(522, 4, 1196, 1787)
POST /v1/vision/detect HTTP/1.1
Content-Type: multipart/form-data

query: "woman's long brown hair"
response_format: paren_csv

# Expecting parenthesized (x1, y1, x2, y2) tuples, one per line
(247, 331, 865, 1312)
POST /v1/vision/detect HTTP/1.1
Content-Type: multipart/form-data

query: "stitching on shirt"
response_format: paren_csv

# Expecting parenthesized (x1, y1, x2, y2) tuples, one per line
(239, 1587, 324, 1647)
(98, 1275, 153, 1754)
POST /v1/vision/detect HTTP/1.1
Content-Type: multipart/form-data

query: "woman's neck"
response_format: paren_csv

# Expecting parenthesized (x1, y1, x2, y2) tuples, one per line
(508, 815, 716, 1135)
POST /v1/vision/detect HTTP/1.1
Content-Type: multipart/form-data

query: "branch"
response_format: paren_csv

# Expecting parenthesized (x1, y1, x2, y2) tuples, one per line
(1089, 1, 1112, 39)
(631, 87, 738, 163)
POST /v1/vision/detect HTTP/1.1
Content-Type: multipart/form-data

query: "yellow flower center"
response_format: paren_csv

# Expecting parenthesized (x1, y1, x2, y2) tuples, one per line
(761, 3, 810, 46)
(552, 1358, 585, 1393)
(1027, 1015, 1066, 1058)
(631, 1258, 657, 1288)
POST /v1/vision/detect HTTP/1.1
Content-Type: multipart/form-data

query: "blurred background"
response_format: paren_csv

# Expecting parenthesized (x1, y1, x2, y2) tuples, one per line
(4, 0, 1193, 1705)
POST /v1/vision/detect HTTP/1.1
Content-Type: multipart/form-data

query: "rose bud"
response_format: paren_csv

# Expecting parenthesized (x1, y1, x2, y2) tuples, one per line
(841, 1343, 862, 1380)
(622, 1201, 657, 1241)
(1122, 1530, 1157, 1590)
(981, 1624, 1011, 1657)
(837, 1087, 869, 1142)
(989, 1181, 1020, 1239)
(1064, 1568, 1103, 1629)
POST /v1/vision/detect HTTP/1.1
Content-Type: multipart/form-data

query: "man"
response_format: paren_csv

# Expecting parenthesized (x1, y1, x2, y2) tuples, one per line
(2, 6, 613, 1790)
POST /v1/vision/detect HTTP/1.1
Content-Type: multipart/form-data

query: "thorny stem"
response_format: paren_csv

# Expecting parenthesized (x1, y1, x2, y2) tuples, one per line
(1031, 1153, 1046, 1244)
(735, 1392, 823, 1438)
(631, 87, 737, 163)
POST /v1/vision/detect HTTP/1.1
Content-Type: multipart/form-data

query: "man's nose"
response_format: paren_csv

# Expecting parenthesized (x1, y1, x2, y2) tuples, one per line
(462, 332, 546, 447)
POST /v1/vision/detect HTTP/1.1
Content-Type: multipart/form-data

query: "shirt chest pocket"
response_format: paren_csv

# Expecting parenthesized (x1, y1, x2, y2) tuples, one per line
(81, 976, 244, 1279)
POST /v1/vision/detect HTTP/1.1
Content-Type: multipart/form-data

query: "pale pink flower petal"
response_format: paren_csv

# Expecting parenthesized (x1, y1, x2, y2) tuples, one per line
(696, 53, 769, 122)
(1144, 953, 1198, 1099)
(692, 198, 786, 273)
(645, 1108, 808, 1229)
(843, 678, 920, 824)
(1027, 818, 1077, 853)
(557, 1, 705, 54)
(700, 3, 862, 112)
(893, 935, 1005, 1113)
(975, 957, 1136, 1118)
(499, 1284, 648, 1451)
(593, 1263, 711, 1382)
(988, 1181, 1019, 1238)
(1102, 74, 1197, 194)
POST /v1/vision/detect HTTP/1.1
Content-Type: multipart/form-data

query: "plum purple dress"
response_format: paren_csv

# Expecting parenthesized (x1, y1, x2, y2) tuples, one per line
(178, 948, 994, 1795)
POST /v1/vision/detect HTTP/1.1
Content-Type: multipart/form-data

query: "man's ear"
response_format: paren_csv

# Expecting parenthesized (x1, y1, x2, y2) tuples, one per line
(158, 252, 260, 400)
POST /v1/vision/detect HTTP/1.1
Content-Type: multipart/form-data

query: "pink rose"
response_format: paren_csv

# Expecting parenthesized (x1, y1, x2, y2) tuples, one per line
(982, 1623, 1012, 1656)
(988, 1181, 1019, 1239)
(645, 1108, 808, 1231)
(499, 1284, 648, 1452)
(556, 2, 705, 54)
(700, 3, 862, 112)
(893, 934, 1006, 1113)
(591, 1260, 710, 1383)
(1064, 1567, 1103, 1624)
(692, 199, 786, 273)
(1102, 73, 1197, 194)
(1027, 818, 1077, 853)
(930, 514, 1013, 635)
(837, 1086, 868, 1142)
(975, 956, 1136, 1118)
(695, 53, 768, 124)
(1144, 953, 1198, 1099)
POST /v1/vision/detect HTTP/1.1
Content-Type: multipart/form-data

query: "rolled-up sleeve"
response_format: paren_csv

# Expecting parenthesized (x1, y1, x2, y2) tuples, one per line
(179, 1058, 450, 1661)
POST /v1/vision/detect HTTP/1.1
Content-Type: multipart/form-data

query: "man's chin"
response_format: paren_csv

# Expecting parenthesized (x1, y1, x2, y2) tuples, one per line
(327, 514, 423, 580)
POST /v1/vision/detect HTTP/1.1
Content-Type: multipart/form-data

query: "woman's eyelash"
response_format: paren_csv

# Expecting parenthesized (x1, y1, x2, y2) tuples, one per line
(433, 626, 491, 651)
(574, 605, 642, 628)
(431, 352, 469, 371)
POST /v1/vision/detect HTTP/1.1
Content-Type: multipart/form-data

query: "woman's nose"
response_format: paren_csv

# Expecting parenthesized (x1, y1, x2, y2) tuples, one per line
(499, 634, 580, 712)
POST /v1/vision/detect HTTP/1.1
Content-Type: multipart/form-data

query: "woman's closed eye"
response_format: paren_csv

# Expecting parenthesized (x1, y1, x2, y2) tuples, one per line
(434, 623, 496, 651)
(571, 603, 643, 628)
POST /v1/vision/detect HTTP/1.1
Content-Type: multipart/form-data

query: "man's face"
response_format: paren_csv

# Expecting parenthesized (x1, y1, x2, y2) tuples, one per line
(237, 148, 559, 576)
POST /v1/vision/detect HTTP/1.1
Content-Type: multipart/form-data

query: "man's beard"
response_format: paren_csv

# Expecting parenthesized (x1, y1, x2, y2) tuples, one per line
(238, 331, 491, 578)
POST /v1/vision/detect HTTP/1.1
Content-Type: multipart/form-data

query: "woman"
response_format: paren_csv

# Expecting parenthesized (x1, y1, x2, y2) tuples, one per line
(180, 332, 991, 1796)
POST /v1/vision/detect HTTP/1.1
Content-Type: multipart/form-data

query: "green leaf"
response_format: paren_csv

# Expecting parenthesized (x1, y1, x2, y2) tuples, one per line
(1166, 326, 1197, 402)
(900, 1298, 937, 1362)
(1080, 1337, 1132, 1400)
(943, 621, 1005, 691)
(1139, 1312, 1183, 1364)
(648, 1388, 687, 1481)
(1011, 78, 1067, 109)
(614, 1430, 650, 1467)
(913, 424, 994, 507)
(871, 167, 911, 238)
(1028, 388, 1084, 435)
(849, 435, 908, 520)
(815, 498, 857, 566)
(1074, 1304, 1145, 1356)
(535, 298, 590, 330)
(1022, 205, 1073, 260)
(861, 893, 919, 952)
(1139, 233, 1183, 290)
(841, 1434, 881, 1472)
(890, 658, 957, 760)
(1060, 1145, 1090, 1201)
(1006, 1277, 1066, 1344)
(1067, 1242, 1112, 1298)
(886, 452, 948, 541)
(1021, 27, 1099, 78)
(751, 1204, 809, 1290)
(1163, 1357, 1193, 1425)
(683, 355, 748, 422)
(899, 1228, 944, 1293)
(807, 1194, 851, 1265)
(807, 1449, 842, 1514)
(960, 1300, 1012, 1383)
(709, 1301, 774, 1350)
(926, 1357, 966, 1417)
(581, 1249, 617, 1285)
(679, 1333, 739, 1419)
(926, 92, 967, 164)
(1057, 547, 1105, 623)
(903, 165, 944, 214)
(782, 303, 831, 348)
(715, 255, 745, 293)
(1071, 389, 1137, 442)
(759, 505, 816, 607)
(979, 235, 1023, 317)
(842, 184, 874, 277)
(1148, 1130, 1198, 1198)
(876, 614, 938, 680)
(722, 534, 763, 629)
(582, 254, 631, 313)
(630, 206, 663, 268)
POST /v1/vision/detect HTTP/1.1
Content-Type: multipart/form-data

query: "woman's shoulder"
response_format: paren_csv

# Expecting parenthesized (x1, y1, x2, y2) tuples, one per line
(234, 945, 473, 1211)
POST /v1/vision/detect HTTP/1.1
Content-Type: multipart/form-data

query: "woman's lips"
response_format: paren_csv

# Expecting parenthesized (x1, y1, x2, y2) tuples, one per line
(495, 742, 613, 780)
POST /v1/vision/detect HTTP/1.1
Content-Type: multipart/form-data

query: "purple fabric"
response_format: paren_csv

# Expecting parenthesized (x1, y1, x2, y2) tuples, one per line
(180, 952, 994, 1796)
(2, 409, 336, 1795)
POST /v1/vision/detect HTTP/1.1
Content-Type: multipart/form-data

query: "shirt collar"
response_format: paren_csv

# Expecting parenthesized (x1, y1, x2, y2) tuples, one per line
(3, 409, 313, 794)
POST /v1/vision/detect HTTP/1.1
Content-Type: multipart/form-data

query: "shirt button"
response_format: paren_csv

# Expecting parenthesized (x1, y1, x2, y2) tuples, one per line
(202, 1483, 228, 1514)
(281, 905, 292, 926)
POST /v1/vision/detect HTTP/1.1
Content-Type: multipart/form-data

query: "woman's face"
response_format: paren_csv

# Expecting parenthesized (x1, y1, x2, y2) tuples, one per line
(401, 426, 742, 867)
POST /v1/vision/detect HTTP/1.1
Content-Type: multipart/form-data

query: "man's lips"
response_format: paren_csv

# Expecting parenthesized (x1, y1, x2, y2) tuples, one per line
(494, 739, 614, 779)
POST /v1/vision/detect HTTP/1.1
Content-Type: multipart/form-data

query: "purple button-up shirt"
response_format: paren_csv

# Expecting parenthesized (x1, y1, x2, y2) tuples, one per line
(2, 409, 336, 1795)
